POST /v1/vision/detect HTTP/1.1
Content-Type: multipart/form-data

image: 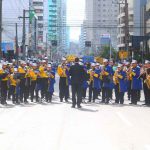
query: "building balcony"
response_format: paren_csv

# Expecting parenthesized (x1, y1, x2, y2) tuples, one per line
(36, 13, 44, 17)
(118, 23, 125, 28)
(117, 43, 125, 48)
(129, 32, 134, 36)
(33, 6, 43, 10)
(129, 21, 134, 26)
(117, 33, 125, 38)
(129, 10, 133, 15)
(32, 0, 43, 2)
(118, 12, 125, 19)
(146, 2, 150, 11)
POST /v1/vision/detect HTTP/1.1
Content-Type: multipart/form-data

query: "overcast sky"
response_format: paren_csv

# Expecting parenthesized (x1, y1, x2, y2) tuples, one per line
(67, 0, 85, 41)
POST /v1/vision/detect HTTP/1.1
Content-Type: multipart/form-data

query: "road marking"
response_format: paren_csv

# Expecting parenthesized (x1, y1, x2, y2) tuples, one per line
(116, 112, 133, 127)
(145, 145, 150, 150)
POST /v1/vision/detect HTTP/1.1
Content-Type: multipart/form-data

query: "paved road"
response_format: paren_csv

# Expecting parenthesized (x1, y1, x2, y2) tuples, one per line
(0, 75, 150, 150)
(0, 96, 150, 150)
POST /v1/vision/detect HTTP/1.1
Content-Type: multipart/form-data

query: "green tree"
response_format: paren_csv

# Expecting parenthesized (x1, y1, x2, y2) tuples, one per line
(98, 46, 117, 60)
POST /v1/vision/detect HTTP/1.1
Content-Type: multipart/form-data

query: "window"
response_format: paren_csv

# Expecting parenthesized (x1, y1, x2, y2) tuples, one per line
(38, 16, 43, 21)
(33, 2, 43, 6)
(35, 9, 43, 13)
(38, 31, 43, 35)
(38, 24, 43, 28)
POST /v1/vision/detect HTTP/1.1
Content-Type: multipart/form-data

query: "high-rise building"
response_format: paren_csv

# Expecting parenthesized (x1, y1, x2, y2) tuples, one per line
(31, 0, 44, 54)
(47, 0, 68, 58)
(79, 21, 87, 54)
(117, 0, 147, 50)
(84, 0, 119, 53)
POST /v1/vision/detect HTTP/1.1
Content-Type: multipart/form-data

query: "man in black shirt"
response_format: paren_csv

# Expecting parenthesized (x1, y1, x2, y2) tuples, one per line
(69, 57, 85, 108)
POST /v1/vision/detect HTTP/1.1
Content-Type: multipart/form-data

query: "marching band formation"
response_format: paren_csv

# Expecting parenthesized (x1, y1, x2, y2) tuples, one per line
(57, 57, 150, 107)
(0, 57, 150, 107)
(0, 58, 56, 105)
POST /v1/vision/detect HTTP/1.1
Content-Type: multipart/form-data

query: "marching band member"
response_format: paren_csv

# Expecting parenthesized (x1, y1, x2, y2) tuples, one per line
(46, 64, 56, 103)
(130, 60, 142, 105)
(88, 63, 95, 102)
(57, 57, 69, 102)
(39, 65, 48, 102)
(101, 59, 112, 104)
(0, 62, 9, 105)
(124, 62, 132, 101)
(139, 60, 150, 106)
(114, 64, 127, 104)
(29, 63, 37, 102)
(18, 61, 29, 103)
(9, 67, 20, 104)
(109, 60, 115, 100)
(65, 62, 71, 99)
(81, 62, 89, 100)
(93, 63, 101, 102)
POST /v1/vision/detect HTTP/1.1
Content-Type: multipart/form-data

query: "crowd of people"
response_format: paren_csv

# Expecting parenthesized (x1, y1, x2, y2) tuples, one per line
(0, 58, 56, 105)
(58, 57, 150, 108)
(0, 57, 150, 108)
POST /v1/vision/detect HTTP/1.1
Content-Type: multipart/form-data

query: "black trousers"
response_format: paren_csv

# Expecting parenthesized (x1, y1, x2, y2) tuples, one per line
(131, 89, 139, 104)
(46, 92, 52, 102)
(82, 88, 86, 98)
(59, 77, 68, 101)
(143, 84, 150, 105)
(137, 90, 141, 101)
(109, 89, 113, 99)
(115, 84, 119, 103)
(10, 85, 19, 103)
(35, 90, 39, 102)
(8, 87, 11, 99)
(102, 87, 110, 103)
(1, 81, 8, 104)
(89, 82, 98, 102)
(41, 79, 48, 100)
(72, 84, 82, 107)
(127, 81, 132, 100)
(20, 79, 30, 103)
(20, 85, 29, 103)
(30, 81, 36, 102)
(66, 85, 70, 99)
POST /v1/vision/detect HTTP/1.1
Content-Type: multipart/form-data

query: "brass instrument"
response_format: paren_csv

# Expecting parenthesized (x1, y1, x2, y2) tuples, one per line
(144, 68, 150, 89)
(126, 66, 132, 80)
(113, 70, 119, 85)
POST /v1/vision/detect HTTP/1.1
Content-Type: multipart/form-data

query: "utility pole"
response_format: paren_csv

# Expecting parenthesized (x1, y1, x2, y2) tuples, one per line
(22, 9, 26, 60)
(15, 23, 19, 65)
(34, 18, 37, 53)
(124, 0, 129, 60)
(0, 0, 2, 58)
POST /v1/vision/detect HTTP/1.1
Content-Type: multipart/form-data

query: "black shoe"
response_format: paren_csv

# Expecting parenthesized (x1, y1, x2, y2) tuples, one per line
(77, 105, 82, 108)
(24, 101, 28, 104)
(129, 103, 133, 104)
(16, 101, 20, 105)
(71, 105, 75, 108)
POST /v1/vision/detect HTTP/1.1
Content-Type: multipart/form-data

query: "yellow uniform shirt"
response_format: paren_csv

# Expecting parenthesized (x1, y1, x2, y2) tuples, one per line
(9, 74, 17, 86)
(57, 65, 67, 77)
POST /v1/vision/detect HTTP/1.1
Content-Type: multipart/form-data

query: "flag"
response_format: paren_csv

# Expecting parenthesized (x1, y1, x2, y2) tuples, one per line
(29, 10, 37, 23)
